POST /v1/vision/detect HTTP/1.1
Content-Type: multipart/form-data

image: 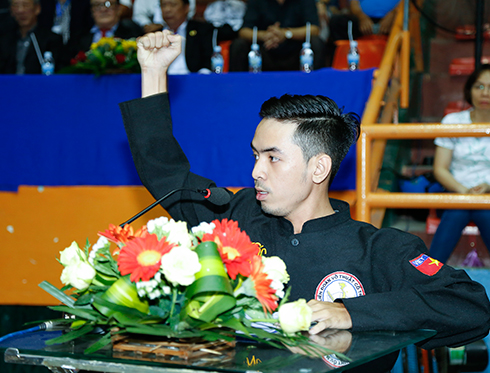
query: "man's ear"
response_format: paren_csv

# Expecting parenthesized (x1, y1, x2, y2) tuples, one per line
(311, 154, 332, 185)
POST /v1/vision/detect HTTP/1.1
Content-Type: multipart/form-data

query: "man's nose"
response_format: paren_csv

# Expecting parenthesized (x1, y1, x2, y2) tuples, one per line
(252, 159, 265, 181)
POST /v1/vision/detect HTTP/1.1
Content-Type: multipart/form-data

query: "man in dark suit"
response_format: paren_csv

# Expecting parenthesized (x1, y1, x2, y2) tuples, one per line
(65, 0, 143, 60)
(160, 0, 234, 74)
(37, 0, 94, 45)
(0, 0, 63, 74)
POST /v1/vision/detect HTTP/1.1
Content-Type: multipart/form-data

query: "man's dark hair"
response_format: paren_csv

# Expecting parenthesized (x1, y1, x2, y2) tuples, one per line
(259, 94, 360, 186)
(464, 64, 490, 106)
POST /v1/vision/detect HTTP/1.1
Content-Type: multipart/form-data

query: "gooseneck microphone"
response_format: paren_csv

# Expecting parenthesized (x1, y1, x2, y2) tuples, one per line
(119, 187, 231, 227)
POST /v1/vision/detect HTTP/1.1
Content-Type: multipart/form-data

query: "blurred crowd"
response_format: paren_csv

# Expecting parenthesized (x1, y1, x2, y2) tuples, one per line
(0, 0, 399, 74)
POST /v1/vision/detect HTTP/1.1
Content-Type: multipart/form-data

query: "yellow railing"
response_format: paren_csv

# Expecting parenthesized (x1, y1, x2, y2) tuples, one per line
(357, 124, 490, 223)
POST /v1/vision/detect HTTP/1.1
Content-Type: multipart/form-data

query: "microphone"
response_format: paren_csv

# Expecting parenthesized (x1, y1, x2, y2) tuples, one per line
(119, 187, 231, 227)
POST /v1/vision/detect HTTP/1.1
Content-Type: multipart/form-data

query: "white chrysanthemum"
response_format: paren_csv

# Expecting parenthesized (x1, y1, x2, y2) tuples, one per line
(191, 221, 216, 237)
(88, 236, 110, 265)
(163, 220, 193, 247)
(60, 262, 96, 290)
(160, 246, 201, 286)
(59, 241, 85, 267)
(147, 216, 170, 235)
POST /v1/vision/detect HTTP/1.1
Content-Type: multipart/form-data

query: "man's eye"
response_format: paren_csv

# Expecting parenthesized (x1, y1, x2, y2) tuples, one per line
(252, 154, 259, 161)
(270, 156, 279, 162)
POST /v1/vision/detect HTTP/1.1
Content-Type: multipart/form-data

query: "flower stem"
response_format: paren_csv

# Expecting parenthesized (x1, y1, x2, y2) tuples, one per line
(169, 287, 178, 318)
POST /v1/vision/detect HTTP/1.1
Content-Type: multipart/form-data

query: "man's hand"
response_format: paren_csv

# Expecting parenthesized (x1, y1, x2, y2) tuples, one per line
(263, 22, 284, 50)
(307, 300, 353, 334)
(137, 30, 182, 71)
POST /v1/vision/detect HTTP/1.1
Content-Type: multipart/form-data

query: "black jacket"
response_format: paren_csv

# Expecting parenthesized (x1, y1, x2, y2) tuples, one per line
(120, 93, 490, 351)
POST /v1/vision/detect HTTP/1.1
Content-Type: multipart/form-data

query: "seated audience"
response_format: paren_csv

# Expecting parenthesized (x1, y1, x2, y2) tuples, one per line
(229, 0, 324, 72)
(132, 0, 195, 34)
(65, 0, 144, 62)
(152, 0, 234, 74)
(0, 0, 63, 74)
(430, 64, 490, 264)
(37, 0, 93, 44)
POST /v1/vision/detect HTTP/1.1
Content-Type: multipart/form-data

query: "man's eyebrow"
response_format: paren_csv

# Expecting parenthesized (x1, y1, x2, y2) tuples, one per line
(250, 143, 282, 154)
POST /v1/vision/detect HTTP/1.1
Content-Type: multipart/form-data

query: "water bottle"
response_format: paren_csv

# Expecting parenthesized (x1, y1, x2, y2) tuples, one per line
(300, 42, 314, 73)
(211, 45, 224, 74)
(42, 51, 55, 76)
(347, 40, 359, 71)
(248, 43, 262, 73)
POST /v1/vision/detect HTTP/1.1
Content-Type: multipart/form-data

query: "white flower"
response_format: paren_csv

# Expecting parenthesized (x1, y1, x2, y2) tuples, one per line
(59, 241, 85, 267)
(147, 216, 169, 235)
(262, 256, 289, 298)
(88, 236, 110, 265)
(163, 220, 193, 247)
(160, 246, 201, 286)
(191, 221, 216, 238)
(278, 299, 312, 335)
(60, 262, 96, 290)
(148, 217, 193, 247)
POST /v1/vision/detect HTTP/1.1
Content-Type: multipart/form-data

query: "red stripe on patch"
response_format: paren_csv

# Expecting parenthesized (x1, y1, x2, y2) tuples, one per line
(410, 254, 443, 276)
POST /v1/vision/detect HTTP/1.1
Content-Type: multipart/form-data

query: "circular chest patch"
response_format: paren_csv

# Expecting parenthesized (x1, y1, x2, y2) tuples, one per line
(315, 271, 365, 302)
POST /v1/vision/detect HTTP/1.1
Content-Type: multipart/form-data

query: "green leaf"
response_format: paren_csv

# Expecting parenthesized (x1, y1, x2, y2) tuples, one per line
(84, 332, 113, 354)
(45, 324, 95, 345)
(39, 281, 77, 308)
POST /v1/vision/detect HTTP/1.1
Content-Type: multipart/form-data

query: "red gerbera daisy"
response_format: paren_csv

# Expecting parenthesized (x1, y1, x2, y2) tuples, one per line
(117, 233, 175, 282)
(99, 224, 148, 245)
(202, 219, 260, 280)
(249, 256, 278, 314)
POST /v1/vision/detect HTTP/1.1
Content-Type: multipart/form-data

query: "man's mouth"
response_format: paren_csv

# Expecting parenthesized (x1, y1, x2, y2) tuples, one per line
(255, 187, 269, 201)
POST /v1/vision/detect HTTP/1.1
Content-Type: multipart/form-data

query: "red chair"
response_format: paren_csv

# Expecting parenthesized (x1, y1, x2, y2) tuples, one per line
(449, 56, 490, 76)
(332, 38, 387, 70)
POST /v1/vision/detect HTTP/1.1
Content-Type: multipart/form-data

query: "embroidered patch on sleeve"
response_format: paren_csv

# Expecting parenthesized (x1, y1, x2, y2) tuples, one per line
(409, 254, 443, 276)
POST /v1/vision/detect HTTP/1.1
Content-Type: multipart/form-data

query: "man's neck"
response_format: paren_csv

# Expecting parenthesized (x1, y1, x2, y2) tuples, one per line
(288, 195, 335, 234)
(20, 23, 36, 38)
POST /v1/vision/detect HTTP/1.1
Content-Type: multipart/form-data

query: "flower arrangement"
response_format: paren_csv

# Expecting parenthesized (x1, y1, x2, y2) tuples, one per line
(40, 217, 336, 357)
(62, 37, 140, 76)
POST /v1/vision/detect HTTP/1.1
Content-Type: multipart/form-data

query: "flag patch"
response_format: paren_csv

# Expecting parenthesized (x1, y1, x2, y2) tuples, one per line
(410, 254, 443, 276)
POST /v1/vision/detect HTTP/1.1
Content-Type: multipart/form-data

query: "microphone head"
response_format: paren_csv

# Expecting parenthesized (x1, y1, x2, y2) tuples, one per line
(204, 187, 231, 206)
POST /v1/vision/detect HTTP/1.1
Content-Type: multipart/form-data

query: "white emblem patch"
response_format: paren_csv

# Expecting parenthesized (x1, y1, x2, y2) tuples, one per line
(315, 271, 365, 302)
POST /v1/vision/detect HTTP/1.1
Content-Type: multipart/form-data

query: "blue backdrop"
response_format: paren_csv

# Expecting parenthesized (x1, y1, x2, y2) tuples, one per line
(0, 69, 373, 192)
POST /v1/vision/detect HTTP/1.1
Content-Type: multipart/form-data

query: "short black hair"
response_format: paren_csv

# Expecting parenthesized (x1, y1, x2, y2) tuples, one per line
(464, 64, 490, 106)
(259, 94, 360, 186)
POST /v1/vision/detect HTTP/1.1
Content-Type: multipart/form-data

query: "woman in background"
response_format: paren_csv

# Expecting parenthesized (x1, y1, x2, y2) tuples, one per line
(430, 64, 490, 263)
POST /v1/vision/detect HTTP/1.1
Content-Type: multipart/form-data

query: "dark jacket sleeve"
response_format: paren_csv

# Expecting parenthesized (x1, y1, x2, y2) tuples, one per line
(119, 93, 234, 226)
(342, 228, 490, 349)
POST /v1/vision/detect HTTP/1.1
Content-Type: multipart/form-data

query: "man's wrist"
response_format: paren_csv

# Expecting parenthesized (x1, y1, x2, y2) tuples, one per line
(284, 28, 293, 40)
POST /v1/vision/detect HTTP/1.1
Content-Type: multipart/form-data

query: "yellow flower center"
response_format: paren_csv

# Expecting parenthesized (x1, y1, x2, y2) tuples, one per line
(222, 246, 240, 260)
(137, 250, 162, 267)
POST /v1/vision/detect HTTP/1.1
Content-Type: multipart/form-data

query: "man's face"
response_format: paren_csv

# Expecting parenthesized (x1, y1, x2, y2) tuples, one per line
(91, 0, 119, 30)
(251, 118, 314, 221)
(160, 0, 189, 32)
(11, 0, 40, 30)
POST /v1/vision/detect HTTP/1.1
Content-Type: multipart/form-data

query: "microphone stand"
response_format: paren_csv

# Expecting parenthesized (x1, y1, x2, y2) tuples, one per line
(119, 189, 183, 227)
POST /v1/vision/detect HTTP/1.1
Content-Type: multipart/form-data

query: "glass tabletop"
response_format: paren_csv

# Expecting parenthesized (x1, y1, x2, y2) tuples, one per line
(1, 329, 435, 372)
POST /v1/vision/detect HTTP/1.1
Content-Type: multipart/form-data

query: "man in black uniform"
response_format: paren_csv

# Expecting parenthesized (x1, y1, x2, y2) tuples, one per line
(121, 31, 490, 365)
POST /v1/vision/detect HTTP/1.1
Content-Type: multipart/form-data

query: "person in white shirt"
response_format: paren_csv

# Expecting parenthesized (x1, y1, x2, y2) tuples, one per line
(430, 64, 490, 263)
